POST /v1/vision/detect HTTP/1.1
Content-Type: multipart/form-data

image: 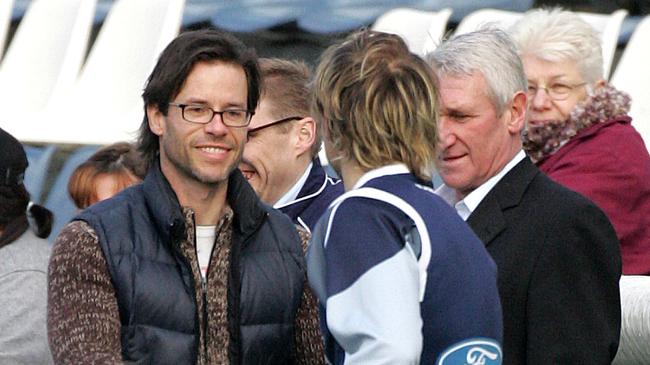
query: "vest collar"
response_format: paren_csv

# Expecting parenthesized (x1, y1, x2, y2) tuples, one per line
(226, 168, 267, 238)
(142, 160, 185, 242)
(142, 159, 267, 244)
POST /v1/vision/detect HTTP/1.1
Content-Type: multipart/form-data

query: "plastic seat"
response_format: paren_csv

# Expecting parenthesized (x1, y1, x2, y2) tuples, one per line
(0, 0, 14, 61)
(11, 0, 186, 145)
(23, 144, 58, 203)
(611, 15, 650, 148)
(372, 7, 452, 57)
(579, 9, 627, 80)
(0, 0, 96, 127)
(454, 8, 627, 79)
(44, 145, 100, 242)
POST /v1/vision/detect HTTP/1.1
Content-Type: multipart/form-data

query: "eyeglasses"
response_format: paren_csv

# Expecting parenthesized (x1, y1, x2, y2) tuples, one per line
(526, 82, 587, 101)
(169, 102, 254, 127)
(247, 116, 303, 135)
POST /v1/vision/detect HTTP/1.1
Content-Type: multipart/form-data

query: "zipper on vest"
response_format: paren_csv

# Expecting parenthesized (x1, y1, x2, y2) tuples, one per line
(169, 218, 201, 364)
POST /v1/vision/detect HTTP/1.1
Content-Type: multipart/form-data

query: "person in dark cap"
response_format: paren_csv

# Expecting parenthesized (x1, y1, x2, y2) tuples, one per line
(0, 127, 54, 364)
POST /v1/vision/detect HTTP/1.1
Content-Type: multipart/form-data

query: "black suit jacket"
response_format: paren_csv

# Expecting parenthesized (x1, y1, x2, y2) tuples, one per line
(467, 157, 621, 365)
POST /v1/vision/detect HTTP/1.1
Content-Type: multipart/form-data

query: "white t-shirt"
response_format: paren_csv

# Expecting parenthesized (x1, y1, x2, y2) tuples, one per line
(195, 225, 216, 280)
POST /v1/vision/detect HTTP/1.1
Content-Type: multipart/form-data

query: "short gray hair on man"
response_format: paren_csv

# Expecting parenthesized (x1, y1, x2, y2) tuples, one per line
(427, 27, 527, 115)
(509, 7, 603, 83)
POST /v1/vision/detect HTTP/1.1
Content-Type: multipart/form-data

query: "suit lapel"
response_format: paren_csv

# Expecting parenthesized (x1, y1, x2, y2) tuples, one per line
(467, 157, 539, 247)
(467, 193, 507, 245)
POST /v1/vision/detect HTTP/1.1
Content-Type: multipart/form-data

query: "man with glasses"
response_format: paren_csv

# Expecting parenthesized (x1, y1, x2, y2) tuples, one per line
(239, 58, 343, 232)
(47, 29, 323, 364)
(428, 28, 621, 364)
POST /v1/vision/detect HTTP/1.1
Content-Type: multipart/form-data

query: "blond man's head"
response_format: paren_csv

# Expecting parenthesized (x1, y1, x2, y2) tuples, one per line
(311, 30, 439, 181)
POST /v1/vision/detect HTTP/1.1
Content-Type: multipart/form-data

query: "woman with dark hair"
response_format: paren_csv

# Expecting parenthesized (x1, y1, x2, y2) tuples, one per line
(68, 142, 146, 210)
(0, 128, 54, 364)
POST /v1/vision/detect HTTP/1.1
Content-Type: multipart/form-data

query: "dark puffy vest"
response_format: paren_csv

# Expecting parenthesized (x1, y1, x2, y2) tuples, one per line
(77, 164, 306, 364)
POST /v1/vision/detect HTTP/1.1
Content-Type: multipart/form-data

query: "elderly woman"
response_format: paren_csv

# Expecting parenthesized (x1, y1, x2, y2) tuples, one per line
(510, 8, 650, 275)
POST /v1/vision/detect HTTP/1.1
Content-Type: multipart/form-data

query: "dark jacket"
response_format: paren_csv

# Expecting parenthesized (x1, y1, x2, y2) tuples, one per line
(467, 157, 621, 365)
(537, 116, 650, 275)
(278, 159, 343, 232)
(78, 162, 305, 365)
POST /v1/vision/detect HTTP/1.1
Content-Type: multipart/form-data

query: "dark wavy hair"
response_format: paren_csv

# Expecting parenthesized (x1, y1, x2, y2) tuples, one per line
(138, 28, 261, 169)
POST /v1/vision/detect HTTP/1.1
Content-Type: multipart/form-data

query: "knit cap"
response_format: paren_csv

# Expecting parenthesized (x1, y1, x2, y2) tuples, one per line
(0, 128, 28, 186)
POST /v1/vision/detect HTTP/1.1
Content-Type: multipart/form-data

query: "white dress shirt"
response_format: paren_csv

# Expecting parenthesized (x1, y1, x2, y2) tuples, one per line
(435, 150, 526, 220)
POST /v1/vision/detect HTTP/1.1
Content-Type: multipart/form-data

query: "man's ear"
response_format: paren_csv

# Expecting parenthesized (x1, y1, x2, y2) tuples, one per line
(294, 117, 316, 156)
(147, 104, 165, 136)
(507, 91, 527, 134)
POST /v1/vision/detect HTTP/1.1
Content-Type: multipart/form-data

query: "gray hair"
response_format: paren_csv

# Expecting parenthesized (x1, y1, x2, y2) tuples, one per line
(509, 7, 603, 83)
(427, 28, 527, 115)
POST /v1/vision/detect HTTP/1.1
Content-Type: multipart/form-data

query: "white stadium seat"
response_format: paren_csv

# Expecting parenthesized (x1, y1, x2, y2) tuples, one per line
(611, 15, 650, 148)
(0, 0, 96, 118)
(0, 0, 14, 61)
(372, 7, 453, 58)
(4, 0, 186, 145)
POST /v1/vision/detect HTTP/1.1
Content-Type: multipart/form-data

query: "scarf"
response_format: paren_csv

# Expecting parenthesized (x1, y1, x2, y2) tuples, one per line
(522, 84, 631, 163)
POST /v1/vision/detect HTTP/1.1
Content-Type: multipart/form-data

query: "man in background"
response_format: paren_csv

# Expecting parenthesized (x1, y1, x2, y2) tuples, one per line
(239, 58, 343, 232)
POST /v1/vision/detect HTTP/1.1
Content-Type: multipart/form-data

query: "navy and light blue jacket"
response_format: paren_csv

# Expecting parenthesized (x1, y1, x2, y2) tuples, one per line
(277, 158, 343, 232)
(307, 164, 503, 365)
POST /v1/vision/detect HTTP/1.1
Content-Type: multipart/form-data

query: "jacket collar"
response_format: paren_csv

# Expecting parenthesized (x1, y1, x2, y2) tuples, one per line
(143, 159, 266, 243)
(538, 116, 631, 167)
(467, 157, 539, 245)
(143, 160, 186, 242)
(276, 158, 332, 210)
(295, 158, 327, 200)
(226, 168, 267, 238)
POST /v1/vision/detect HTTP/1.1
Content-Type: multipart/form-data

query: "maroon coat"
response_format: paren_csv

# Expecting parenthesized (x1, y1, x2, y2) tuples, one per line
(537, 115, 650, 275)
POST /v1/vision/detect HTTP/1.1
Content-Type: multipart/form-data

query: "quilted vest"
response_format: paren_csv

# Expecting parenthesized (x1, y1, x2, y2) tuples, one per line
(77, 162, 305, 364)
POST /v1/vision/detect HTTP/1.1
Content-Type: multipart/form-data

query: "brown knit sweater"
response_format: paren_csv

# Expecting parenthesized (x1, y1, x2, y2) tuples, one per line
(47, 207, 324, 364)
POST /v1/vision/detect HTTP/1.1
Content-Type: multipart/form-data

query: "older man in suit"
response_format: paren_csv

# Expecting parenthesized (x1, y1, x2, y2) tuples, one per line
(429, 28, 622, 364)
